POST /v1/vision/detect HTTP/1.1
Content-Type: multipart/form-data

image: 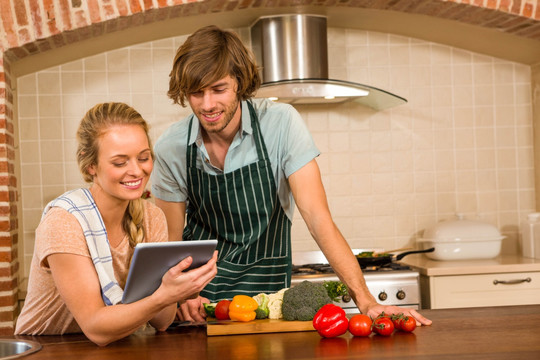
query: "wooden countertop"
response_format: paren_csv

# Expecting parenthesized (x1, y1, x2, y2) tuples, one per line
(400, 254, 540, 276)
(7, 305, 540, 359)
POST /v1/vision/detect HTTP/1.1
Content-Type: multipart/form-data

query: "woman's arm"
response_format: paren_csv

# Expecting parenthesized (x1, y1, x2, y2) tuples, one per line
(48, 249, 217, 346)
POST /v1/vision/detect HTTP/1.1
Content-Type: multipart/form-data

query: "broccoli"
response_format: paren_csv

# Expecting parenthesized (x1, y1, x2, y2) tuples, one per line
(252, 293, 270, 319)
(323, 281, 348, 302)
(282, 280, 332, 321)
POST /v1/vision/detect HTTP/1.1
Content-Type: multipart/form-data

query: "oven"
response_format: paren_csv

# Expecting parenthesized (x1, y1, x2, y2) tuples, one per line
(291, 250, 421, 314)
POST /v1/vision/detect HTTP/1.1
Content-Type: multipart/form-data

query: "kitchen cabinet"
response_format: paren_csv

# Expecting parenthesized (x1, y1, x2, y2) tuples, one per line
(420, 271, 540, 309)
(401, 255, 540, 309)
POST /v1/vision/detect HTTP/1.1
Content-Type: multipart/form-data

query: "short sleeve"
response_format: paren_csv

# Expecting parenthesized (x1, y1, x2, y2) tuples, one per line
(34, 207, 90, 270)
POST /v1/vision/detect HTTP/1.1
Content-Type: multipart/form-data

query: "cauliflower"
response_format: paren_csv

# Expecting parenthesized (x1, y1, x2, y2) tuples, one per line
(267, 288, 288, 319)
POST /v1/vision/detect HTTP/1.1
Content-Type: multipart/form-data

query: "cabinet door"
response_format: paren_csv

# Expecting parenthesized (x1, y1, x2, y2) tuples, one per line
(426, 272, 540, 309)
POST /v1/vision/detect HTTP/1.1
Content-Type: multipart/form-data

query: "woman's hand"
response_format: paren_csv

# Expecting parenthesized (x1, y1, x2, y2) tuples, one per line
(155, 250, 218, 307)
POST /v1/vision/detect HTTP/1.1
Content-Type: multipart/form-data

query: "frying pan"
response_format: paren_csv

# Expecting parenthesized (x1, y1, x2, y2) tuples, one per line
(356, 248, 435, 268)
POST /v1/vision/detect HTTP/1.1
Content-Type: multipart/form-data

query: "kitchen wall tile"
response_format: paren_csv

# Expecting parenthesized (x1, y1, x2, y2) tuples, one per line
(475, 107, 495, 127)
(435, 171, 456, 192)
(63, 139, 78, 162)
(475, 128, 495, 148)
(17, 95, 38, 118)
(37, 72, 61, 94)
(17, 74, 37, 94)
(39, 117, 63, 140)
(84, 72, 108, 94)
(452, 64, 473, 85)
(62, 95, 85, 118)
(453, 86, 474, 107)
(19, 141, 40, 163)
(107, 49, 129, 72)
(477, 170, 498, 191)
(20, 164, 41, 186)
(393, 172, 414, 194)
(21, 187, 42, 209)
(516, 84, 532, 105)
(494, 63, 514, 84)
(18, 118, 39, 140)
(38, 95, 62, 117)
(108, 72, 131, 94)
(41, 163, 65, 185)
(40, 140, 64, 162)
(455, 149, 476, 170)
(476, 149, 496, 169)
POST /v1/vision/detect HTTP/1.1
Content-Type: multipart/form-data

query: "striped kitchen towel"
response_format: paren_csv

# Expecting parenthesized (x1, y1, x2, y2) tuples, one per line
(43, 188, 123, 305)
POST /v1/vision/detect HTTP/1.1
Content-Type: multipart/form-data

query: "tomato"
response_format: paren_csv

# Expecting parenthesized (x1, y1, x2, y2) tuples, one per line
(215, 299, 232, 320)
(390, 314, 402, 330)
(348, 314, 372, 337)
(372, 316, 394, 336)
(397, 315, 417, 333)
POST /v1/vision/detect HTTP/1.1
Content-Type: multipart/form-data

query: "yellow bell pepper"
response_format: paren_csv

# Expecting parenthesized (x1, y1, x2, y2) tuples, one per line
(228, 295, 259, 322)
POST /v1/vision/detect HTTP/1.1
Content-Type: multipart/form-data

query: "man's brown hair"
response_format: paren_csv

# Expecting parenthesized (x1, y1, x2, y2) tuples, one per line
(168, 25, 261, 107)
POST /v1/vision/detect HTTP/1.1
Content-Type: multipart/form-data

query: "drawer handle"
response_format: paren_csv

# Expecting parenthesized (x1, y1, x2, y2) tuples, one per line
(493, 277, 531, 285)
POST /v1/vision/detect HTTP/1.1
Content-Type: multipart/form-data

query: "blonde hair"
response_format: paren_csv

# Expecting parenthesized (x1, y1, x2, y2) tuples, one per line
(77, 102, 152, 248)
(168, 25, 261, 107)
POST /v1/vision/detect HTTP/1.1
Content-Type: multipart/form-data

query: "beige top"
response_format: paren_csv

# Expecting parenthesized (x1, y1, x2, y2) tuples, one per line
(15, 200, 168, 335)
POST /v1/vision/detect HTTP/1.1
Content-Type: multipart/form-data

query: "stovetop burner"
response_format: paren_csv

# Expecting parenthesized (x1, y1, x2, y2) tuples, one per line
(291, 262, 412, 275)
(292, 263, 334, 275)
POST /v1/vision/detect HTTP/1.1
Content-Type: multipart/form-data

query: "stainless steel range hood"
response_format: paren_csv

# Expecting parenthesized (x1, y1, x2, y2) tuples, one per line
(250, 15, 407, 110)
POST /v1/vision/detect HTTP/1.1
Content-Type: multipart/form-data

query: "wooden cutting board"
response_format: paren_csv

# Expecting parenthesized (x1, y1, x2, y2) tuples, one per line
(206, 318, 315, 336)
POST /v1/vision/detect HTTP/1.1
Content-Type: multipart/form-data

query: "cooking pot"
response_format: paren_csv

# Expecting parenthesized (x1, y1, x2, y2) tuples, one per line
(356, 248, 435, 268)
(417, 214, 504, 260)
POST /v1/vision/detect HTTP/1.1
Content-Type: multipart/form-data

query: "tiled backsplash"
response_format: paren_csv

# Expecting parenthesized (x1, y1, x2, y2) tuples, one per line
(16, 27, 534, 278)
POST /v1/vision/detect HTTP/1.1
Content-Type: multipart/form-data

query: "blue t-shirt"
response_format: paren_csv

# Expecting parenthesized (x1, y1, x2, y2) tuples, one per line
(151, 98, 320, 221)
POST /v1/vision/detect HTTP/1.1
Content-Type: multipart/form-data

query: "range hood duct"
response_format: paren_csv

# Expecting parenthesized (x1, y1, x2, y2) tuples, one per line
(250, 15, 407, 110)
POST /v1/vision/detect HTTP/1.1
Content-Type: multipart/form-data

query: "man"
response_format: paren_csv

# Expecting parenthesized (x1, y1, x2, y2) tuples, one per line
(151, 25, 432, 326)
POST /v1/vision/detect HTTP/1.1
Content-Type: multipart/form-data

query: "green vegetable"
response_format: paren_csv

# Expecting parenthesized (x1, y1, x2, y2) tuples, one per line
(323, 281, 348, 302)
(282, 280, 332, 321)
(252, 293, 270, 319)
(203, 303, 217, 318)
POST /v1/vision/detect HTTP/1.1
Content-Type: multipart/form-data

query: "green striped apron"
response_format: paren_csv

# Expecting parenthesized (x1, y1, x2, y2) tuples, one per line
(183, 101, 292, 302)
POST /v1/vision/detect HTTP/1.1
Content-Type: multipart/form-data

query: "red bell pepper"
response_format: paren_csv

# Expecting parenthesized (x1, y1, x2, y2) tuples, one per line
(312, 304, 349, 338)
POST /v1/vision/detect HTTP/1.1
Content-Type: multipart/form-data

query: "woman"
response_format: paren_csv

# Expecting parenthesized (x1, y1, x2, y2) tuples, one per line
(15, 102, 218, 346)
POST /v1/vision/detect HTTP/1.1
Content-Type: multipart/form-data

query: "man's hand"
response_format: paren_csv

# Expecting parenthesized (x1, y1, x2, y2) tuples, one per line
(364, 303, 432, 326)
(176, 297, 209, 323)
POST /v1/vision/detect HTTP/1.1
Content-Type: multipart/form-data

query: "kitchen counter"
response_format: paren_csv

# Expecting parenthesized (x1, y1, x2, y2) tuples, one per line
(7, 305, 540, 359)
(400, 254, 540, 276)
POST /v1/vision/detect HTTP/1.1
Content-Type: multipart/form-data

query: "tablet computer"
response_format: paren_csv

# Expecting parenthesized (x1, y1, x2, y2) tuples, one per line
(121, 239, 218, 304)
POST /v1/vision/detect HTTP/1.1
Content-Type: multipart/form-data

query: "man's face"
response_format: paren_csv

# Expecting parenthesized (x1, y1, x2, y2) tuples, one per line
(187, 75, 241, 135)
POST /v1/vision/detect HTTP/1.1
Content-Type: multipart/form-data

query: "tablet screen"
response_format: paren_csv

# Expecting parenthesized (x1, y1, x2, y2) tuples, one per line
(121, 240, 218, 304)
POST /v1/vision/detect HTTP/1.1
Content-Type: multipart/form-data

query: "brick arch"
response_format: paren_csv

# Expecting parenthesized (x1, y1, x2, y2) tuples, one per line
(0, 0, 538, 334)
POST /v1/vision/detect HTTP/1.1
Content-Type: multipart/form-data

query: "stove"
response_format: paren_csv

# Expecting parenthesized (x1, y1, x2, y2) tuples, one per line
(291, 250, 421, 314)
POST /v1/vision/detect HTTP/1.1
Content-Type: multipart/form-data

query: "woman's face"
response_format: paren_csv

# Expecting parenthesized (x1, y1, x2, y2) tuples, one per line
(89, 124, 153, 202)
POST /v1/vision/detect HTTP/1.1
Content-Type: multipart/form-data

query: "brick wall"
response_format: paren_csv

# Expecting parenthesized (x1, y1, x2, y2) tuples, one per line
(0, 0, 538, 334)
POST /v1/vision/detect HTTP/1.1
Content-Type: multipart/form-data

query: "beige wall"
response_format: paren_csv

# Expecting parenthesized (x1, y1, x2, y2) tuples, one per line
(16, 27, 534, 280)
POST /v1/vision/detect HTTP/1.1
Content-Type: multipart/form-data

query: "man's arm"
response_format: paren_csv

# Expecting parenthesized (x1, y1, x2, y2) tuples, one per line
(154, 199, 186, 242)
(289, 159, 432, 325)
(288, 159, 378, 312)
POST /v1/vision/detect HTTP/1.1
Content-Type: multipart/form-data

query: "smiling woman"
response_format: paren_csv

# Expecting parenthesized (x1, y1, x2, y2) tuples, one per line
(13, 102, 218, 346)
